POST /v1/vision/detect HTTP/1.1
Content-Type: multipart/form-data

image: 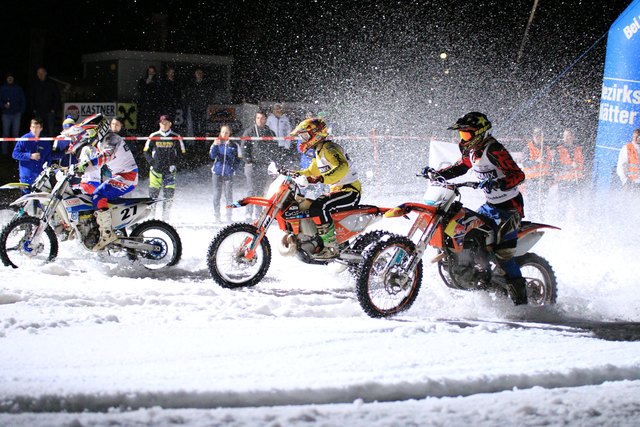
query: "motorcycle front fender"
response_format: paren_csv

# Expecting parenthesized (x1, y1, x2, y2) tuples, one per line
(1, 182, 30, 191)
(10, 192, 51, 207)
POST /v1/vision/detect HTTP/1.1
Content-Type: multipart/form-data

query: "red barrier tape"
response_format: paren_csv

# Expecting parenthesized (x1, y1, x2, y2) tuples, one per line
(0, 135, 433, 142)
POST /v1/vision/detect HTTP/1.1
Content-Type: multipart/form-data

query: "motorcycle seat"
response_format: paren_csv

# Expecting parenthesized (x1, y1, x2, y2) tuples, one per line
(111, 197, 155, 205)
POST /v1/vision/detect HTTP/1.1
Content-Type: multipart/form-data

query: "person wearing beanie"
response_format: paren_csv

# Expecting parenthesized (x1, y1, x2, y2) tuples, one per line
(143, 114, 186, 220)
(52, 115, 77, 166)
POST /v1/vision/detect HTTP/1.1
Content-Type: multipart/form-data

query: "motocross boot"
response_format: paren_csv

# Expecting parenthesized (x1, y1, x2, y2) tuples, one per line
(506, 277, 528, 306)
(93, 209, 118, 251)
(314, 223, 339, 259)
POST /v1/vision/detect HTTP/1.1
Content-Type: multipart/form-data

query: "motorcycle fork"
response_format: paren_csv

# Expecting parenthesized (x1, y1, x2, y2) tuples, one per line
(243, 190, 288, 260)
(28, 190, 64, 244)
(393, 212, 443, 272)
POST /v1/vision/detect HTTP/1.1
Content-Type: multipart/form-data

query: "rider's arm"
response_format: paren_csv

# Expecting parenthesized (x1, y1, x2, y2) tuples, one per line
(487, 142, 525, 190)
(297, 157, 320, 177)
(437, 156, 471, 180)
(318, 143, 349, 184)
(90, 133, 119, 167)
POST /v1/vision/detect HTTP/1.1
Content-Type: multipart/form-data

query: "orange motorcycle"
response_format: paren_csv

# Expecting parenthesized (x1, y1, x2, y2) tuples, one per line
(206, 164, 392, 289)
(355, 174, 559, 318)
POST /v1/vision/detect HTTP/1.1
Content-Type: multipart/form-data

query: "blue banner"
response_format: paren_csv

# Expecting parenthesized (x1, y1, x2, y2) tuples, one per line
(594, 0, 640, 190)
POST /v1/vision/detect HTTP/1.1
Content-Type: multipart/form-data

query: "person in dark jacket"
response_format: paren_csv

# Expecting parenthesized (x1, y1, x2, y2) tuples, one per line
(12, 117, 51, 191)
(29, 67, 61, 137)
(209, 124, 240, 222)
(240, 111, 277, 220)
(136, 65, 162, 136)
(1, 72, 26, 156)
(143, 114, 185, 220)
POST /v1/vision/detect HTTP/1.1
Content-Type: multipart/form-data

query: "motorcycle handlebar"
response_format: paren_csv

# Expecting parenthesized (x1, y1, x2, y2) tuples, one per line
(416, 171, 479, 189)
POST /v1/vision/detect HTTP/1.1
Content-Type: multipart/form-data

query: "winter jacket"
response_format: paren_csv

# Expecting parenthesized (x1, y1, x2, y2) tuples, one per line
(437, 136, 525, 215)
(143, 129, 185, 174)
(30, 78, 60, 115)
(210, 142, 240, 176)
(0, 82, 26, 115)
(12, 132, 52, 184)
(241, 124, 277, 166)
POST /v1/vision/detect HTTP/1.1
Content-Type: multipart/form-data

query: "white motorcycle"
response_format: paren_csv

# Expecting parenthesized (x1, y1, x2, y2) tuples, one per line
(0, 164, 182, 270)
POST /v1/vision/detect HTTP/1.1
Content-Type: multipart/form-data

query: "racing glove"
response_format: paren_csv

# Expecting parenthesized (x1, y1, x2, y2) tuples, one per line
(479, 178, 499, 192)
(277, 167, 299, 177)
(76, 161, 89, 173)
(421, 166, 438, 179)
(169, 165, 177, 173)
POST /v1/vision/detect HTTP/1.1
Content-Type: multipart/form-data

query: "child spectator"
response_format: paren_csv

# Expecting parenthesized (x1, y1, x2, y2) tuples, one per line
(209, 124, 240, 222)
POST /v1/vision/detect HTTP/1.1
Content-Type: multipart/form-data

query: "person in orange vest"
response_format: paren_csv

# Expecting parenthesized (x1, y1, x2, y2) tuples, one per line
(616, 128, 640, 188)
(552, 128, 586, 222)
(521, 127, 553, 218)
(554, 129, 584, 186)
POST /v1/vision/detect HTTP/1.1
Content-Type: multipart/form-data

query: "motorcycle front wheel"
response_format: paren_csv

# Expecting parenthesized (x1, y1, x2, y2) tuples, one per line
(347, 230, 394, 276)
(127, 220, 182, 269)
(516, 252, 557, 306)
(356, 234, 423, 318)
(0, 216, 58, 268)
(207, 223, 271, 289)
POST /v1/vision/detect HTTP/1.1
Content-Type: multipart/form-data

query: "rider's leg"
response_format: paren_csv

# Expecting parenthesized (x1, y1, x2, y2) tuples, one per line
(309, 191, 361, 259)
(91, 175, 137, 251)
(480, 203, 528, 305)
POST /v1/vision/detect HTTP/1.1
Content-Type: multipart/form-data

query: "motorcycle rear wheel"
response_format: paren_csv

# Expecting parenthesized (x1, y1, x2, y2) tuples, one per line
(347, 230, 394, 276)
(516, 252, 557, 306)
(0, 216, 58, 268)
(356, 234, 423, 318)
(207, 223, 271, 289)
(127, 220, 182, 269)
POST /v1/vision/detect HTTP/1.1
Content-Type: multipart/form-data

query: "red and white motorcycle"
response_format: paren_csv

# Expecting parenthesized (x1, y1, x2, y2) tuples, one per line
(355, 174, 559, 318)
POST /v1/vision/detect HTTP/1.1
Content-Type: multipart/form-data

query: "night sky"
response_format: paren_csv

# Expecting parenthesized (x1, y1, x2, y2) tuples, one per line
(0, 0, 632, 137)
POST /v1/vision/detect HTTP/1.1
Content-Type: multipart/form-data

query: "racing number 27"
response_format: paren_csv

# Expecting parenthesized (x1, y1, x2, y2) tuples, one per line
(121, 205, 138, 221)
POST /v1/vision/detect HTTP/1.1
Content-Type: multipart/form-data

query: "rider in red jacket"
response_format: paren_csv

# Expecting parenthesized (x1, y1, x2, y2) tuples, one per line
(425, 112, 528, 305)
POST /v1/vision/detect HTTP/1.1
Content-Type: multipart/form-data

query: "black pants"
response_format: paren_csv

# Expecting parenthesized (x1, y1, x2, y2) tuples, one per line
(309, 191, 361, 224)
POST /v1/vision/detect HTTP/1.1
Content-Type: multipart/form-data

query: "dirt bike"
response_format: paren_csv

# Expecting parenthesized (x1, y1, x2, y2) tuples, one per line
(355, 174, 559, 318)
(206, 163, 392, 289)
(0, 163, 60, 220)
(0, 163, 182, 270)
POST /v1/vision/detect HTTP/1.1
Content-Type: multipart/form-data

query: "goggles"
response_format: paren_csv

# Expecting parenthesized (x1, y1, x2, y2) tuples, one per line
(459, 130, 475, 141)
(298, 131, 311, 142)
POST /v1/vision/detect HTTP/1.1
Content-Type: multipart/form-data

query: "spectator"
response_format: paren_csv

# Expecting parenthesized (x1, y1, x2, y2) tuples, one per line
(0, 72, 26, 156)
(616, 128, 640, 189)
(185, 68, 212, 137)
(30, 67, 61, 137)
(12, 117, 51, 191)
(552, 128, 585, 221)
(267, 103, 295, 167)
(51, 115, 77, 167)
(161, 67, 184, 129)
(209, 124, 240, 223)
(143, 114, 185, 220)
(110, 116, 136, 155)
(136, 65, 162, 135)
(267, 103, 293, 147)
(521, 127, 553, 218)
(241, 111, 276, 220)
(554, 129, 584, 186)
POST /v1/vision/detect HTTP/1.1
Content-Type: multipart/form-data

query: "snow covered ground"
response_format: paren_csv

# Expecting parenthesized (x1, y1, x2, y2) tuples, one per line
(0, 167, 639, 426)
